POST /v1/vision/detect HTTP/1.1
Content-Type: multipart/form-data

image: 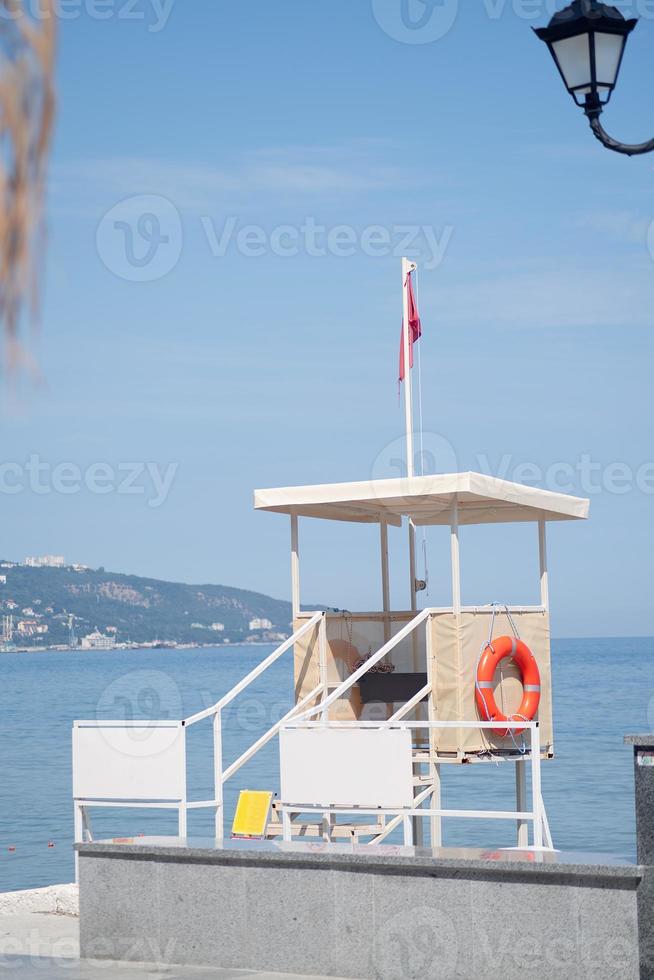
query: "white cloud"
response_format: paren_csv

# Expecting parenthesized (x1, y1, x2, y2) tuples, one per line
(49, 143, 434, 216)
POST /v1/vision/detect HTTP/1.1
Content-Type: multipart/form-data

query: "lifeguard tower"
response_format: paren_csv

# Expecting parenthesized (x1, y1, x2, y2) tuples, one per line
(255, 469, 587, 849)
(72, 260, 589, 856)
(252, 258, 589, 849)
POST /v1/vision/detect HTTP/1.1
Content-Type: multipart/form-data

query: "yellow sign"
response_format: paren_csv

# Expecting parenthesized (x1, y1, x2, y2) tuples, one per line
(231, 790, 273, 839)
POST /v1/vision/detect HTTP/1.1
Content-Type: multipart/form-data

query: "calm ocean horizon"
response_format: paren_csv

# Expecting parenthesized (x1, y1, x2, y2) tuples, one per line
(1, 636, 651, 892)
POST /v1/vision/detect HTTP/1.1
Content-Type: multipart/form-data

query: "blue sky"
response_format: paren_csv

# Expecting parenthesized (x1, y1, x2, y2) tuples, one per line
(3, 0, 654, 636)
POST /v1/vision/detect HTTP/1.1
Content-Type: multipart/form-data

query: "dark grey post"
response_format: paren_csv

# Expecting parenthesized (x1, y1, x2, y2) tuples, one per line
(626, 735, 654, 979)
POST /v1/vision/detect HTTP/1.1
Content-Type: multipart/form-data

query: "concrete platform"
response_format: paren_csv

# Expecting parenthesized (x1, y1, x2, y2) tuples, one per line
(77, 837, 643, 980)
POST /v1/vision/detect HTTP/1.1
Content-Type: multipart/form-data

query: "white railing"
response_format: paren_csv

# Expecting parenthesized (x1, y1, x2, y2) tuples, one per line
(72, 608, 432, 858)
(73, 612, 325, 860)
(73, 605, 554, 861)
(295, 607, 431, 724)
(279, 719, 553, 851)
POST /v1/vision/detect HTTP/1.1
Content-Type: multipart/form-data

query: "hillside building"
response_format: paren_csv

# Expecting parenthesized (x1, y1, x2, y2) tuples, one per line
(249, 617, 272, 631)
(17, 619, 48, 637)
(25, 555, 66, 568)
(81, 631, 114, 650)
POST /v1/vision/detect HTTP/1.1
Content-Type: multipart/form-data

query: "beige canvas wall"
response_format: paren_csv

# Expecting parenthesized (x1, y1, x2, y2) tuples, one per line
(293, 613, 426, 721)
(292, 609, 553, 757)
(429, 609, 553, 758)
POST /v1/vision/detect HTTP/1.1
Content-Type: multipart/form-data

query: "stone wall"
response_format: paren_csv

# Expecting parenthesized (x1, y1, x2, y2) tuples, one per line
(78, 840, 641, 980)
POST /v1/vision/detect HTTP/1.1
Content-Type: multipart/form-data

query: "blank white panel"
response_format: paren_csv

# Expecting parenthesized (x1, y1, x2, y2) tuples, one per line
(280, 729, 413, 807)
(73, 726, 185, 800)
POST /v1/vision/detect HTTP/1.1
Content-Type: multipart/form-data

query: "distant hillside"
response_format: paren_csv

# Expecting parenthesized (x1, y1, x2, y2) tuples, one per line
(0, 562, 292, 647)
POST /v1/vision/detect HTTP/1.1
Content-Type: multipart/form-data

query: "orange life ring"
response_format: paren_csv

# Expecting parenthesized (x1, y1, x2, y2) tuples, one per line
(475, 636, 541, 738)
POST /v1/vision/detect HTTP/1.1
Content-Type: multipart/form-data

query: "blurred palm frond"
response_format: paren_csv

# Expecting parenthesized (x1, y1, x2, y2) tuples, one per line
(0, 0, 55, 375)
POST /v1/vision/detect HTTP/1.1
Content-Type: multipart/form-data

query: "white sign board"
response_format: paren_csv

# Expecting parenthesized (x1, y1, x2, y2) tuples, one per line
(280, 728, 413, 808)
(73, 725, 185, 800)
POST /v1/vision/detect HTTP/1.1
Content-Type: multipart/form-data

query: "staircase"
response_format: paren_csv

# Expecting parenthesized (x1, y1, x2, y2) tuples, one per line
(263, 738, 435, 843)
(73, 607, 553, 860)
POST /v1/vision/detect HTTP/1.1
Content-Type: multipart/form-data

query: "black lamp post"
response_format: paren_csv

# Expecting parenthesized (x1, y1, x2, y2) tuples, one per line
(534, 0, 654, 156)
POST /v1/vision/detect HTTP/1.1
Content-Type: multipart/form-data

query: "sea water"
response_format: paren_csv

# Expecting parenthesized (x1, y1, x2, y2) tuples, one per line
(0, 636, 650, 891)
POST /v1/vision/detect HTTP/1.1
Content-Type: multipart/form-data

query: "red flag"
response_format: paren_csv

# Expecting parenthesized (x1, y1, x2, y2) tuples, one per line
(398, 272, 422, 383)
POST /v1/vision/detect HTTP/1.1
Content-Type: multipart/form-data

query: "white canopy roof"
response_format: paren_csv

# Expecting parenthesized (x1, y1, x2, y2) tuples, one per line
(254, 472, 589, 527)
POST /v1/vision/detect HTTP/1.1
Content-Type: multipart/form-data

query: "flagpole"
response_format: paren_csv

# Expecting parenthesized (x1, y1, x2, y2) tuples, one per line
(401, 257, 419, 659)
(402, 257, 424, 848)
(401, 257, 417, 482)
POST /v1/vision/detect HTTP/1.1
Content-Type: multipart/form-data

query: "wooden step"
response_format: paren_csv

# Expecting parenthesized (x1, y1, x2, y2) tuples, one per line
(266, 820, 385, 840)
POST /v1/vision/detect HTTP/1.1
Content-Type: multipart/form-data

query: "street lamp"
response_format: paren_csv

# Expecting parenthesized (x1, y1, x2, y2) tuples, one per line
(534, 0, 654, 156)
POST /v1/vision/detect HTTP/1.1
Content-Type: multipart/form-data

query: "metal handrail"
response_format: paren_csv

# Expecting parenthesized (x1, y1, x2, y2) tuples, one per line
(214, 615, 330, 835)
(184, 611, 324, 726)
(295, 607, 432, 723)
(212, 609, 432, 836)
(388, 682, 431, 722)
(218, 607, 431, 805)
(370, 785, 435, 845)
(285, 720, 540, 729)
(222, 683, 323, 783)
(73, 612, 326, 856)
(208, 610, 325, 838)
(206, 607, 430, 834)
(73, 720, 182, 728)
